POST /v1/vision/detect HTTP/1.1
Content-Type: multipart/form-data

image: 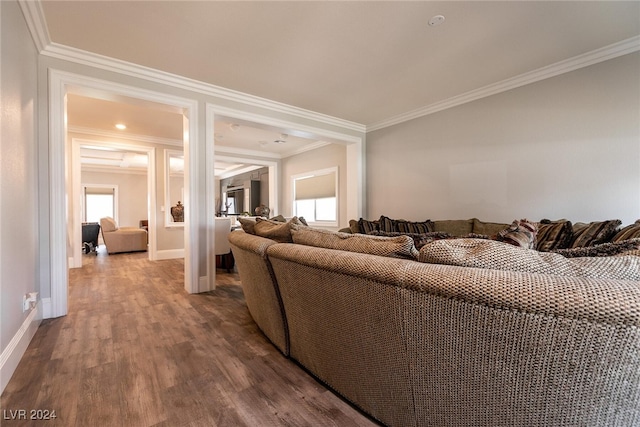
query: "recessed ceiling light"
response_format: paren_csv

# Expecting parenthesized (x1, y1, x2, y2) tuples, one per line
(115, 123, 126, 130)
(428, 15, 445, 27)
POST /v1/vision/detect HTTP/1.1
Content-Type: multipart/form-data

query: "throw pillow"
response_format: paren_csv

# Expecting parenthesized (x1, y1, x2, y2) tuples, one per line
(418, 238, 640, 280)
(570, 220, 621, 248)
(495, 219, 537, 249)
(291, 226, 419, 259)
(378, 215, 398, 232)
(268, 215, 287, 222)
(611, 220, 640, 242)
(536, 219, 573, 252)
(553, 238, 640, 258)
(238, 217, 256, 234)
(358, 218, 379, 234)
(254, 217, 305, 243)
(396, 219, 435, 234)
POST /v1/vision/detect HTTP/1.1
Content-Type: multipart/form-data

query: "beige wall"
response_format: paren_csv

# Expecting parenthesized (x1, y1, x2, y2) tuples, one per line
(366, 52, 640, 226)
(281, 144, 348, 228)
(82, 170, 148, 228)
(1, 0, 39, 379)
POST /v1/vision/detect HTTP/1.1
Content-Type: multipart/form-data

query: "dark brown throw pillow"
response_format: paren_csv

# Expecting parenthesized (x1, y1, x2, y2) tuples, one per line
(611, 220, 640, 242)
(378, 215, 398, 232)
(536, 219, 573, 252)
(358, 218, 379, 234)
(396, 219, 435, 234)
(570, 220, 621, 248)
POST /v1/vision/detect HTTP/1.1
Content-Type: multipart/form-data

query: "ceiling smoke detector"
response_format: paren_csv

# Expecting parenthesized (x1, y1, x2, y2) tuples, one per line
(273, 133, 288, 144)
(428, 15, 445, 27)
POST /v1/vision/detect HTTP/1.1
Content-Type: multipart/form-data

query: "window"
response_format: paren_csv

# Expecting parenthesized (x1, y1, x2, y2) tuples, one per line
(292, 167, 338, 226)
(83, 185, 117, 223)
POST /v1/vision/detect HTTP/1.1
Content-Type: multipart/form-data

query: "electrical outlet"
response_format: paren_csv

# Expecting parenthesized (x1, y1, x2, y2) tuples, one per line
(22, 292, 38, 312)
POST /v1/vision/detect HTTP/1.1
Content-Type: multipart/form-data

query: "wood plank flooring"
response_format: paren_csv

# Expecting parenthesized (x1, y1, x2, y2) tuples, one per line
(1, 247, 379, 426)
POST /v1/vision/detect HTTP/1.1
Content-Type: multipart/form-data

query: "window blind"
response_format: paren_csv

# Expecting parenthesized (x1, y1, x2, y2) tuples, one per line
(294, 172, 336, 200)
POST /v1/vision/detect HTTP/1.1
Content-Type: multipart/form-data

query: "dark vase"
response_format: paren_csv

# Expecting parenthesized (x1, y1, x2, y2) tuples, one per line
(171, 201, 184, 222)
(255, 204, 270, 218)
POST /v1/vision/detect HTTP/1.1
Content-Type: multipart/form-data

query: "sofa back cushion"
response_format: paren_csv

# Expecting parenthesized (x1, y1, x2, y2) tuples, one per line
(290, 226, 418, 259)
(472, 218, 509, 237)
(100, 217, 118, 232)
(432, 219, 474, 236)
(418, 238, 640, 280)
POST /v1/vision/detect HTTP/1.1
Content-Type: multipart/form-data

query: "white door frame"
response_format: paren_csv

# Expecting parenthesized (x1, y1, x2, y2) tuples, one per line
(48, 69, 201, 318)
(206, 103, 364, 218)
(71, 138, 157, 267)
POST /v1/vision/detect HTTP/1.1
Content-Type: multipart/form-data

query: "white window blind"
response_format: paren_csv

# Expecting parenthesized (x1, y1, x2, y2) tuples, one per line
(294, 172, 336, 200)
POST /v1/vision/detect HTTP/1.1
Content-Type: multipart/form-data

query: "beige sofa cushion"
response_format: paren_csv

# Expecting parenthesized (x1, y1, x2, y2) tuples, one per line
(100, 216, 118, 232)
(418, 238, 640, 280)
(432, 219, 474, 236)
(291, 226, 418, 259)
(472, 218, 509, 237)
(254, 217, 305, 243)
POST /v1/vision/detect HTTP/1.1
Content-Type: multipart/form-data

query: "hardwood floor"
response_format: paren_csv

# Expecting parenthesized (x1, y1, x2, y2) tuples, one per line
(1, 247, 379, 426)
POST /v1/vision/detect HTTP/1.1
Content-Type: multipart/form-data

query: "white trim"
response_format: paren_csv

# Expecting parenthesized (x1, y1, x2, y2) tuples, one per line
(81, 165, 148, 176)
(208, 103, 364, 227)
(17, 0, 50, 53)
(41, 42, 365, 133)
(205, 106, 217, 291)
(368, 35, 640, 131)
(49, 69, 69, 318)
(48, 69, 199, 319)
(22, 0, 639, 133)
(0, 303, 41, 394)
(164, 149, 185, 229)
(156, 248, 185, 260)
(68, 125, 183, 147)
(72, 138, 157, 263)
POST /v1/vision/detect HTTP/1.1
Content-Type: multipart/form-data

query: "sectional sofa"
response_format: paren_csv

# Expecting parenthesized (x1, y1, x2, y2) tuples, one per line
(228, 216, 640, 427)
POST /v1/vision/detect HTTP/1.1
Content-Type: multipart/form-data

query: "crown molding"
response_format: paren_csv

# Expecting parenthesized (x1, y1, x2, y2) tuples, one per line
(81, 165, 147, 176)
(25, 0, 639, 135)
(40, 42, 366, 134)
(18, 0, 50, 52)
(368, 35, 640, 132)
(68, 126, 183, 147)
(213, 144, 282, 160)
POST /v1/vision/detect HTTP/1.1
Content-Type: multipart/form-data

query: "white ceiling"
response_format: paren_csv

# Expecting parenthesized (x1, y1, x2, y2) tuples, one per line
(42, 1, 640, 174)
(41, 1, 640, 127)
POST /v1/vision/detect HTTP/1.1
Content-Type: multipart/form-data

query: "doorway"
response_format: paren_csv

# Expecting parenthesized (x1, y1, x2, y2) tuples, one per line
(48, 70, 202, 319)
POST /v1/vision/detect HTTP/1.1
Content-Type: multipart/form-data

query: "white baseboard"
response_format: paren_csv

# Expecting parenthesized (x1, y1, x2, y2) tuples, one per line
(156, 249, 184, 260)
(41, 297, 52, 319)
(0, 302, 42, 394)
